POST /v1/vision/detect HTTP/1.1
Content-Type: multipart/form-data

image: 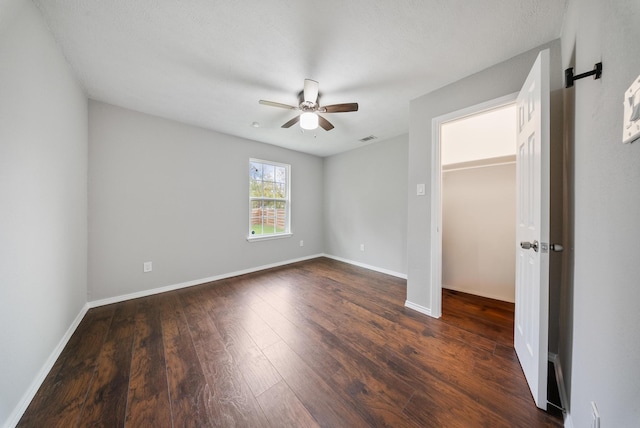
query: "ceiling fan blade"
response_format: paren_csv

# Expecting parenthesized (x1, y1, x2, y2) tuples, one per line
(303, 79, 319, 103)
(259, 100, 298, 110)
(281, 115, 300, 128)
(318, 115, 334, 131)
(321, 103, 359, 113)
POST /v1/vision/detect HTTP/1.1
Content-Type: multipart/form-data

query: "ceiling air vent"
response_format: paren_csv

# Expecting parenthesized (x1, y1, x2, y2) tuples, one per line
(359, 135, 377, 142)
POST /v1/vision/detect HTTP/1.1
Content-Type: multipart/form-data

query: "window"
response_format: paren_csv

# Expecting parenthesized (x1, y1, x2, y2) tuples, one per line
(248, 159, 291, 240)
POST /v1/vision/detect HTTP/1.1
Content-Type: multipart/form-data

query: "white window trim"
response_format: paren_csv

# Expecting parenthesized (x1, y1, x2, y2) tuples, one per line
(247, 158, 291, 242)
(246, 232, 293, 242)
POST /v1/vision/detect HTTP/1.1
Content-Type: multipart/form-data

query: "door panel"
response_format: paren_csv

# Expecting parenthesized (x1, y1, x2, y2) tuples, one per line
(514, 49, 550, 410)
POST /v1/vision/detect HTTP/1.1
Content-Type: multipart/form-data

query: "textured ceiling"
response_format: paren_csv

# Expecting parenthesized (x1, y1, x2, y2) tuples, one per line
(33, 0, 566, 157)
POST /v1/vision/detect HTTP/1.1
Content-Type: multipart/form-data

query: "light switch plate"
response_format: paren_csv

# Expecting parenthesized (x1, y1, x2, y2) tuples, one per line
(622, 75, 640, 144)
(416, 183, 426, 196)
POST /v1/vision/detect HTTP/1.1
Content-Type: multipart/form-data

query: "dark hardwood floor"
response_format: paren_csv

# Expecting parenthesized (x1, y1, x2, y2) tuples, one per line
(18, 257, 562, 427)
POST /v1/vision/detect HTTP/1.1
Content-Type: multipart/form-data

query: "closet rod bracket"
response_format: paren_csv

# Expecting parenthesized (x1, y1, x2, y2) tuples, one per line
(565, 62, 602, 88)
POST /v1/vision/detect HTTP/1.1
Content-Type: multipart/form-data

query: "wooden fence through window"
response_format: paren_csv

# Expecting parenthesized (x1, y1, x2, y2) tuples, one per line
(250, 208, 286, 229)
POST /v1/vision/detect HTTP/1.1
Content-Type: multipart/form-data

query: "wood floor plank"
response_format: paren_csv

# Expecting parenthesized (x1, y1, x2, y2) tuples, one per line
(270, 268, 495, 360)
(77, 300, 137, 426)
(234, 303, 282, 350)
(298, 266, 500, 361)
(442, 289, 515, 345)
(417, 312, 498, 354)
(17, 306, 115, 427)
(195, 286, 283, 398)
(303, 258, 407, 308)
(288, 268, 556, 426)
(494, 342, 519, 361)
(335, 311, 550, 426)
(248, 298, 344, 379)
(159, 293, 212, 427)
(251, 274, 419, 426)
(258, 272, 341, 334)
(403, 385, 511, 428)
(125, 296, 172, 428)
(256, 380, 320, 428)
(178, 287, 270, 427)
(285, 277, 486, 391)
(441, 308, 513, 346)
(329, 366, 420, 428)
(262, 340, 371, 428)
(256, 261, 560, 426)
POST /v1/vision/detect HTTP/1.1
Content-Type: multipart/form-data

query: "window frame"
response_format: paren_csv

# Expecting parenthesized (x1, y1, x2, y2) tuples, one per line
(247, 158, 292, 242)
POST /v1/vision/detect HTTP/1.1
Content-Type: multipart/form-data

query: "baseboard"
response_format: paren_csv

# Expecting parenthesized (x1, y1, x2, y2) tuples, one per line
(89, 253, 405, 309)
(322, 254, 407, 279)
(548, 352, 571, 427)
(564, 414, 574, 428)
(404, 300, 432, 316)
(4, 303, 90, 428)
(89, 253, 325, 308)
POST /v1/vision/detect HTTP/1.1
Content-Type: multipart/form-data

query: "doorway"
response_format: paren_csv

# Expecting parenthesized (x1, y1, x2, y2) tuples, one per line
(429, 93, 517, 318)
(441, 103, 517, 304)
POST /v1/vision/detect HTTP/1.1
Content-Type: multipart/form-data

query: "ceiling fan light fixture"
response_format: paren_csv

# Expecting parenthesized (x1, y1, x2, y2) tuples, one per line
(260, 79, 357, 132)
(300, 112, 319, 130)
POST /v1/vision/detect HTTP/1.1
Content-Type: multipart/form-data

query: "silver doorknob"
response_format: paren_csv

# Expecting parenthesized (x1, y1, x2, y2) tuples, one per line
(520, 240, 539, 252)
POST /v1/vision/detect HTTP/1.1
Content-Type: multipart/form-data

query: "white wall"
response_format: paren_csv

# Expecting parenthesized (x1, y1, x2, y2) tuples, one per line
(561, 0, 640, 426)
(88, 101, 324, 301)
(442, 162, 516, 302)
(324, 135, 408, 276)
(0, 1, 88, 426)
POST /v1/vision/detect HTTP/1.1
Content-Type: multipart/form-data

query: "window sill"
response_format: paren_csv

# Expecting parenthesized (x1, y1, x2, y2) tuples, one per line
(246, 232, 293, 243)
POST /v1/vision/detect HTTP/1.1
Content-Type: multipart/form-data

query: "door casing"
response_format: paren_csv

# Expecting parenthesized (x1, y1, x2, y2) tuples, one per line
(429, 92, 518, 318)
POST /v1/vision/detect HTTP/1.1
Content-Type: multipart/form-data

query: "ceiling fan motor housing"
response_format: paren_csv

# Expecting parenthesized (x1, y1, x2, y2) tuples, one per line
(300, 100, 318, 112)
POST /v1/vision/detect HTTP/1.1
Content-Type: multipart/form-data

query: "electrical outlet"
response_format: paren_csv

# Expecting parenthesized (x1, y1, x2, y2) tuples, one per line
(360, 244, 365, 251)
(590, 401, 600, 428)
(299, 240, 304, 247)
(143, 261, 152, 273)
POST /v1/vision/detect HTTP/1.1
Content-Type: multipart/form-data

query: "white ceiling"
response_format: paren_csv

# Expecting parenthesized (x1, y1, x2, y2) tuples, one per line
(33, 0, 566, 157)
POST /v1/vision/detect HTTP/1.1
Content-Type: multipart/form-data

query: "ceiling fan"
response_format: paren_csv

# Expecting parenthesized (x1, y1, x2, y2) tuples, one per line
(259, 79, 358, 131)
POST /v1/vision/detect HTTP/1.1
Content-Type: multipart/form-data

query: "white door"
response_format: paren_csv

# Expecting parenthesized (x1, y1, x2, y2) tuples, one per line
(514, 49, 550, 410)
